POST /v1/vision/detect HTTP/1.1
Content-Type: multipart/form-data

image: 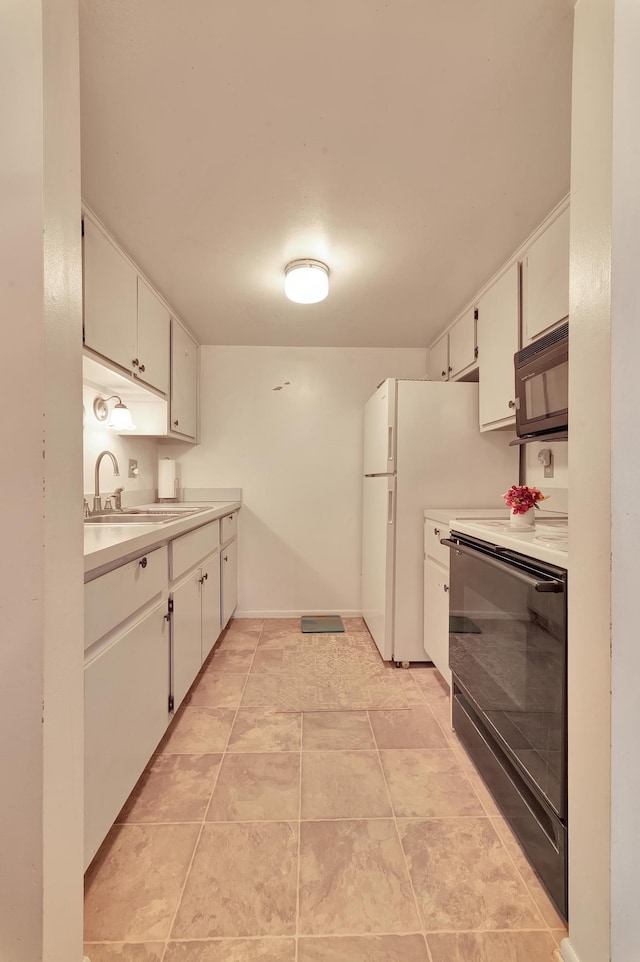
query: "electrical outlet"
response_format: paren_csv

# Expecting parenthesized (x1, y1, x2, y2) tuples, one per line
(128, 459, 139, 479)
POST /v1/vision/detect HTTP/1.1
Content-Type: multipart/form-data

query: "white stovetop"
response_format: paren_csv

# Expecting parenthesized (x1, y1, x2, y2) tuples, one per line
(450, 515, 569, 569)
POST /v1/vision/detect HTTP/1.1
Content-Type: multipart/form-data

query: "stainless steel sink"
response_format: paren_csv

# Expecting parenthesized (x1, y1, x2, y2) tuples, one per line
(84, 507, 203, 526)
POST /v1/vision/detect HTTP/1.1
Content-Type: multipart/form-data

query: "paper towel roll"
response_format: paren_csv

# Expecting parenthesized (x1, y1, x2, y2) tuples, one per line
(158, 458, 177, 499)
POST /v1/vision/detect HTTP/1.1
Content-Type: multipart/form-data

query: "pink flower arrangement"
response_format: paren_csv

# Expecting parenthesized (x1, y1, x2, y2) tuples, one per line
(502, 484, 549, 515)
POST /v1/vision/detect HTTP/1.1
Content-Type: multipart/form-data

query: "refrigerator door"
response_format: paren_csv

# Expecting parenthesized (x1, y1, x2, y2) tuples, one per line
(362, 475, 395, 661)
(363, 378, 396, 475)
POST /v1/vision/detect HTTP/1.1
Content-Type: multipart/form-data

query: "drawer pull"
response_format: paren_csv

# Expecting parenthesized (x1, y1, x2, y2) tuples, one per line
(139, 557, 148, 569)
(433, 527, 440, 536)
(443, 584, 450, 592)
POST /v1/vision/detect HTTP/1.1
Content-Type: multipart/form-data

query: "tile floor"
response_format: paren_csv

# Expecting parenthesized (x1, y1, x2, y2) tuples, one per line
(84, 618, 568, 962)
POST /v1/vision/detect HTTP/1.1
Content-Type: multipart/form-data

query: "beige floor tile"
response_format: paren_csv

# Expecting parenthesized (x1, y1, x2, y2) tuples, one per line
(208, 650, 255, 672)
(228, 709, 302, 752)
(298, 819, 420, 935)
(228, 618, 265, 632)
(214, 629, 261, 651)
(83, 945, 164, 962)
(118, 753, 222, 823)
(158, 706, 235, 754)
(343, 617, 367, 630)
(298, 935, 429, 961)
(189, 672, 248, 708)
(491, 817, 567, 928)
(426, 931, 558, 961)
(251, 649, 285, 673)
(172, 822, 298, 938)
(165, 940, 296, 961)
(369, 708, 448, 749)
(84, 823, 199, 941)
(208, 752, 300, 821)
(410, 667, 450, 702)
(398, 817, 544, 931)
(380, 749, 484, 817)
(258, 633, 301, 650)
(552, 928, 569, 946)
(429, 696, 454, 735)
(302, 711, 375, 750)
(301, 750, 391, 819)
(240, 674, 282, 707)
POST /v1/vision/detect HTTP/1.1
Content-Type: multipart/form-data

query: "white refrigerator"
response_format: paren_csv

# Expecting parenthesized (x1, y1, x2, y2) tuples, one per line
(362, 378, 518, 664)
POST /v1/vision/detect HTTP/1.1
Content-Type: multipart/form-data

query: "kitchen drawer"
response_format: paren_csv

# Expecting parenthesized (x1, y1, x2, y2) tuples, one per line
(221, 511, 238, 545)
(424, 520, 450, 567)
(85, 546, 167, 650)
(171, 520, 220, 581)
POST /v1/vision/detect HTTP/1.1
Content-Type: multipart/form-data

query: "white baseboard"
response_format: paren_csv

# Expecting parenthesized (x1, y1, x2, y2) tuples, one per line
(234, 609, 362, 619)
(560, 939, 581, 962)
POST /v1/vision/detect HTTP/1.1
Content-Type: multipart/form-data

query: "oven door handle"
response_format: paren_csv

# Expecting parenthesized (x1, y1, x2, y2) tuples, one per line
(440, 539, 565, 593)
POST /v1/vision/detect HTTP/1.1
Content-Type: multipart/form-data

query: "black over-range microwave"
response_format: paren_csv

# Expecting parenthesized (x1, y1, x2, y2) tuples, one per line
(514, 321, 568, 439)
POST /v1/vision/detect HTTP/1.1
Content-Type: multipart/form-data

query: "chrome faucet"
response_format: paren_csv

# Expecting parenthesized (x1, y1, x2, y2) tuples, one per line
(93, 450, 120, 514)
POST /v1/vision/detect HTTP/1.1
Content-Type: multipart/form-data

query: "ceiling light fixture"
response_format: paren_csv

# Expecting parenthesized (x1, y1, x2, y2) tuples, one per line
(284, 259, 329, 304)
(92, 394, 136, 431)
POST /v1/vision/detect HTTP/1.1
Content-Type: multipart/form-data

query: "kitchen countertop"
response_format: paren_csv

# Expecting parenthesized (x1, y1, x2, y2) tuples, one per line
(84, 501, 241, 579)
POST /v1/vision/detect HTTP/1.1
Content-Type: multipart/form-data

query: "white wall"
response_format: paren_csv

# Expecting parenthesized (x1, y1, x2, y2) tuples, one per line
(524, 440, 569, 514)
(83, 384, 160, 505)
(167, 346, 426, 615)
(0, 1, 84, 959)
(564, 0, 613, 959)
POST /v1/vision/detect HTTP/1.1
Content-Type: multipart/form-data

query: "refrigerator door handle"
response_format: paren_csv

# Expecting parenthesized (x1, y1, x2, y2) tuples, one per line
(387, 489, 394, 524)
(387, 426, 394, 462)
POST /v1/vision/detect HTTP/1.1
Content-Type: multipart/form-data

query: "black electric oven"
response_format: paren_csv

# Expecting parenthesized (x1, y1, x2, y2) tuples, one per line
(443, 530, 568, 919)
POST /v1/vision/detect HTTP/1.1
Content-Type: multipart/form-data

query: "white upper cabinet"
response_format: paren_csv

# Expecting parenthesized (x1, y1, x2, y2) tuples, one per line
(448, 307, 477, 379)
(427, 308, 476, 382)
(83, 216, 137, 373)
(427, 332, 449, 381)
(522, 206, 570, 343)
(170, 319, 198, 440)
(136, 278, 170, 395)
(477, 263, 519, 431)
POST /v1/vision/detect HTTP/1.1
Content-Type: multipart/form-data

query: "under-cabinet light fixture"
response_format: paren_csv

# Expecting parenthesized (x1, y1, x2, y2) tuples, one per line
(92, 394, 136, 431)
(284, 259, 329, 304)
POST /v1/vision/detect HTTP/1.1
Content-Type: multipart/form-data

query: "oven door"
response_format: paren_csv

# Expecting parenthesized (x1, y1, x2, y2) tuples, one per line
(445, 535, 567, 818)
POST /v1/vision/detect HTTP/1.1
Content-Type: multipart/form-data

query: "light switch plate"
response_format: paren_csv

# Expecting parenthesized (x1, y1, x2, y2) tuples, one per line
(128, 459, 139, 479)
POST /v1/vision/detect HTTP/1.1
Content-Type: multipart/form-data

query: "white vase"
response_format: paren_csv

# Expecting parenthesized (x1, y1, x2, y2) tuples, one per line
(510, 507, 535, 529)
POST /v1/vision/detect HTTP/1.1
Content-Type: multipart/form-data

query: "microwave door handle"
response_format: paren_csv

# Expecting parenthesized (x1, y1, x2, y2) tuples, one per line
(440, 539, 564, 593)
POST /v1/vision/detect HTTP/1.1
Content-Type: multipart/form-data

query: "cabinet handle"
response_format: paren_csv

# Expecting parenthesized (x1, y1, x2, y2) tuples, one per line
(224, 555, 228, 562)
(448, 366, 453, 373)
(138, 363, 146, 373)
(443, 584, 450, 592)
(132, 358, 139, 367)
(508, 400, 516, 409)
(441, 370, 446, 377)
(139, 557, 148, 569)
(433, 527, 440, 537)
(199, 572, 209, 584)
(173, 419, 179, 427)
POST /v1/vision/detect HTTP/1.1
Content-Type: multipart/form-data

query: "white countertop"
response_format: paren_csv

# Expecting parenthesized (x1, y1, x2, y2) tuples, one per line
(449, 517, 569, 569)
(84, 501, 241, 578)
(423, 507, 511, 525)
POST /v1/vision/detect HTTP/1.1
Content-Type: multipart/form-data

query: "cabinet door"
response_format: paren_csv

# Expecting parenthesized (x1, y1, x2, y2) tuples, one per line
(83, 216, 137, 373)
(201, 552, 222, 661)
(427, 333, 449, 381)
(221, 538, 238, 628)
(170, 320, 198, 439)
(477, 263, 519, 431)
(84, 602, 169, 868)
(522, 207, 570, 343)
(423, 558, 451, 688)
(449, 308, 476, 378)
(137, 278, 170, 395)
(172, 572, 203, 710)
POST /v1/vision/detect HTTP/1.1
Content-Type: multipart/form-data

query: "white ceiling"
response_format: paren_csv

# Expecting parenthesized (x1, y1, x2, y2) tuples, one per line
(79, 0, 574, 348)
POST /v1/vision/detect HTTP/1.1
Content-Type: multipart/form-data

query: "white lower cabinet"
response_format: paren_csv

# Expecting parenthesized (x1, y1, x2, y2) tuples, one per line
(202, 552, 222, 661)
(423, 519, 452, 688)
(221, 537, 238, 628)
(84, 602, 169, 868)
(171, 550, 223, 710)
